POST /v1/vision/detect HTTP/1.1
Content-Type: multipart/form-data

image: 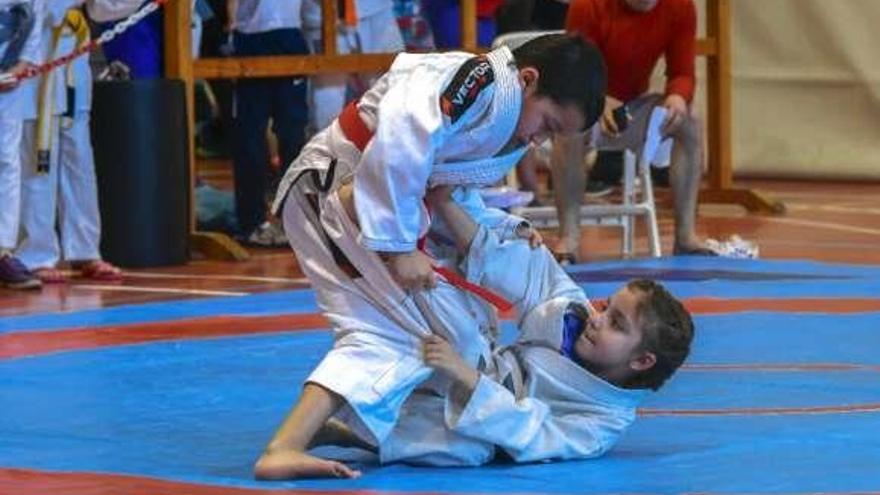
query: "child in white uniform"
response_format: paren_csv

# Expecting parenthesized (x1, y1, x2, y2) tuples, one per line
(255, 178, 693, 478)
(377, 185, 694, 466)
(17, 0, 122, 282)
(255, 34, 615, 479)
(0, 0, 43, 289)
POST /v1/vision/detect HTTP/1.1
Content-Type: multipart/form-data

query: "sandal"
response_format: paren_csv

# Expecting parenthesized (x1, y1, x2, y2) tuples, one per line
(34, 267, 68, 284)
(72, 260, 124, 281)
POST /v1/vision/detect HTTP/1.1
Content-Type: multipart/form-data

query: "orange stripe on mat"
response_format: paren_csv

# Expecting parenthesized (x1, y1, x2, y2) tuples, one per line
(2, 297, 878, 360)
(682, 297, 880, 314)
(0, 314, 329, 360)
(0, 467, 438, 495)
(639, 403, 880, 417)
(0, 466, 874, 495)
(683, 363, 880, 372)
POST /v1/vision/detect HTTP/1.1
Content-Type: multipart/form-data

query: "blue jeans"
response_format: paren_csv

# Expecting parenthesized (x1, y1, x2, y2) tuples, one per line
(424, 0, 496, 49)
(232, 28, 309, 235)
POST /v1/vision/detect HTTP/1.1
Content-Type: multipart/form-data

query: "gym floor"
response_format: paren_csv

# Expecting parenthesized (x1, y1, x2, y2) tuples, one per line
(2, 178, 879, 494)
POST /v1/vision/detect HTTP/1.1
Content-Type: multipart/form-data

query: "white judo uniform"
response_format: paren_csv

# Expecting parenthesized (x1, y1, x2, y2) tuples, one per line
(273, 46, 530, 444)
(282, 181, 647, 464)
(379, 227, 649, 466)
(17, 1, 104, 269)
(0, 0, 42, 251)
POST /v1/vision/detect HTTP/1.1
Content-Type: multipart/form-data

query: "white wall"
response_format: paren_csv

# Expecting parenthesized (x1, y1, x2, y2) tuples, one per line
(653, 0, 880, 179)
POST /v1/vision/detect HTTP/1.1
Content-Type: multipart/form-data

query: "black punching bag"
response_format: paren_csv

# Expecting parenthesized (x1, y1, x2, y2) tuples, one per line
(91, 79, 189, 267)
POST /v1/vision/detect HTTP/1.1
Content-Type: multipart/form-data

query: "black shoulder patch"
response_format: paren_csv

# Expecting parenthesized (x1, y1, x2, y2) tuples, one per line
(439, 56, 495, 124)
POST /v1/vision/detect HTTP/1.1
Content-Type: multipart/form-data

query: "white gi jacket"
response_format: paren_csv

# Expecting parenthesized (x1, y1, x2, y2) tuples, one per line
(378, 228, 650, 466)
(282, 173, 649, 464)
(19, 0, 74, 120)
(0, 0, 43, 119)
(272, 45, 528, 253)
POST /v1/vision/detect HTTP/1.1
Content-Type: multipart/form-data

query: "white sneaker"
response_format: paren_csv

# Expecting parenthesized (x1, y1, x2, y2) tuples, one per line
(705, 235, 760, 259)
(245, 222, 289, 248)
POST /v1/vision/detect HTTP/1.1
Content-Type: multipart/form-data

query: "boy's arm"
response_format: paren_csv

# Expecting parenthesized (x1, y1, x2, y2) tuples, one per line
(426, 186, 479, 254)
(350, 71, 469, 290)
(225, 0, 238, 31)
(663, 0, 697, 103)
(451, 187, 541, 245)
(447, 375, 620, 462)
(353, 55, 499, 255)
(426, 337, 621, 462)
(351, 79, 445, 289)
(428, 186, 583, 316)
(352, 78, 449, 255)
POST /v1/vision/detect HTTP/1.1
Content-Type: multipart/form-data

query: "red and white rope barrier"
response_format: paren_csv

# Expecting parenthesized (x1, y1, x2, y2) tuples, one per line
(0, 0, 170, 86)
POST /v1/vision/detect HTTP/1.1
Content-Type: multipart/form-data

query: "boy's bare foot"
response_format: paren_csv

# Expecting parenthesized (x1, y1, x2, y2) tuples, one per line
(254, 449, 361, 480)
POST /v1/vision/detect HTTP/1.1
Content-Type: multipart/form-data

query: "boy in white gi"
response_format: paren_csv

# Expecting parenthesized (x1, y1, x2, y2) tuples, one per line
(255, 34, 694, 480)
(0, 0, 43, 289)
(386, 185, 693, 466)
(16, 1, 123, 282)
(255, 179, 693, 478)
(272, 33, 605, 292)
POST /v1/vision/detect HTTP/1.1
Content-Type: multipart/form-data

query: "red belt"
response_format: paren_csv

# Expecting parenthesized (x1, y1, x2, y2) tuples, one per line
(338, 101, 373, 152)
(336, 101, 513, 313)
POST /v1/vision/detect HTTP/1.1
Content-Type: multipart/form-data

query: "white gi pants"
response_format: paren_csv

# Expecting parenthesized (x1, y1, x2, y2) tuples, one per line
(303, 9, 405, 132)
(17, 111, 102, 269)
(281, 181, 492, 445)
(0, 115, 23, 250)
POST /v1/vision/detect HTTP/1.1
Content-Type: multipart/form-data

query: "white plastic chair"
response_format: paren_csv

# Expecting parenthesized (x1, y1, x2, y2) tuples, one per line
(494, 30, 662, 258)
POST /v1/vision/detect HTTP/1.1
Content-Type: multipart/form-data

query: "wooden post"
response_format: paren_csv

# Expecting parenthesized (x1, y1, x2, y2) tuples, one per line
(701, 0, 784, 214)
(705, 0, 731, 190)
(163, 0, 195, 232)
(460, 0, 478, 50)
(321, 0, 338, 55)
(165, 0, 249, 260)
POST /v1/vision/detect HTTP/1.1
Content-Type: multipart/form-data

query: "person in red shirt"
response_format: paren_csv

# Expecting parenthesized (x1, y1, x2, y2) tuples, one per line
(552, 0, 713, 259)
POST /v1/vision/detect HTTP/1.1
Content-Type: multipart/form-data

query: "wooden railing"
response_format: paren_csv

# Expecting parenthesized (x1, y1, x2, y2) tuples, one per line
(163, 0, 783, 260)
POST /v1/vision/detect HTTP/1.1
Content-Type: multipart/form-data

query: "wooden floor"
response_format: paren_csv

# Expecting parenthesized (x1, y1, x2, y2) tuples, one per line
(2, 178, 878, 318)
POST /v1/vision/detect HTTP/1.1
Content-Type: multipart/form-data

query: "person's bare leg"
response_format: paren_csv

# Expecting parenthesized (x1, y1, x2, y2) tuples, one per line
(337, 182, 359, 227)
(254, 383, 362, 480)
(668, 114, 707, 253)
(310, 418, 378, 452)
(516, 148, 545, 205)
(550, 132, 588, 259)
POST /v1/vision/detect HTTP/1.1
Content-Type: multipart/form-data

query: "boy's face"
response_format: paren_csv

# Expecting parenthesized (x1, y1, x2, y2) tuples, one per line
(514, 68, 586, 146)
(623, 0, 660, 12)
(574, 286, 656, 386)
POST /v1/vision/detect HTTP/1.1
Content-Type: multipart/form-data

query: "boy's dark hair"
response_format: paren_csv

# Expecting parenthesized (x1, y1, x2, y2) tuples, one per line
(624, 279, 694, 391)
(512, 33, 607, 131)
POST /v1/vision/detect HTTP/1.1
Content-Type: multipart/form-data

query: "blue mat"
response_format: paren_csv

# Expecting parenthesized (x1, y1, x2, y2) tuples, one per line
(1, 257, 879, 493)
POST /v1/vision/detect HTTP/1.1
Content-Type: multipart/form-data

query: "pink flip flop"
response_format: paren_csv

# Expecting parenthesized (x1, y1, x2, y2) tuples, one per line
(34, 267, 68, 284)
(74, 260, 124, 281)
